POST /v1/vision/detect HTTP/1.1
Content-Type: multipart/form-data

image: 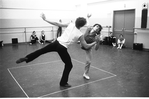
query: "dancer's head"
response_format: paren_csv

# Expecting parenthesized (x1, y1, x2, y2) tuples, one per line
(119, 34, 124, 38)
(59, 19, 62, 23)
(75, 17, 87, 29)
(41, 30, 45, 35)
(32, 31, 36, 35)
(91, 24, 102, 35)
(119, 34, 124, 41)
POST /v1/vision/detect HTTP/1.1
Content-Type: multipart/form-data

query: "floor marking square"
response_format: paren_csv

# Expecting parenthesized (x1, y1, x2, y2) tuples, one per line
(8, 59, 116, 97)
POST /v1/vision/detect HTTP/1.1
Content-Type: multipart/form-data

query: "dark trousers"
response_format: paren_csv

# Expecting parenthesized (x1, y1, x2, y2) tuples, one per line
(25, 40, 73, 85)
(30, 37, 39, 44)
(30, 40, 36, 44)
(40, 39, 45, 44)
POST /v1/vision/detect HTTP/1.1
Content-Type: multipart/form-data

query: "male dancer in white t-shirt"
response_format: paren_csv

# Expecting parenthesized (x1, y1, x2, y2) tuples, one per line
(16, 13, 97, 87)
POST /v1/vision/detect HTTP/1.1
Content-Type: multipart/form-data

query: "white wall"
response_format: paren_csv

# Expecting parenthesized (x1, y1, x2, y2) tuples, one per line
(1, 0, 149, 49)
(0, 0, 77, 27)
(0, 0, 77, 43)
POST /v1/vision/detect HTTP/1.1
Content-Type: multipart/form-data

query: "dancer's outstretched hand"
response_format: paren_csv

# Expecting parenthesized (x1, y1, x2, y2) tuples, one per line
(87, 13, 92, 18)
(41, 13, 46, 20)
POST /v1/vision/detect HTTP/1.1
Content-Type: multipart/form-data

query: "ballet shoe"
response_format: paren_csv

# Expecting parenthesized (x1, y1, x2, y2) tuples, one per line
(83, 73, 90, 80)
(16, 57, 27, 64)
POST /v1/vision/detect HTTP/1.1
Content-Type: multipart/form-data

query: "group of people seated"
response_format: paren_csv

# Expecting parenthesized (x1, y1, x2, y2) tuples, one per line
(27, 29, 127, 49)
(102, 32, 125, 49)
(30, 24, 62, 45)
(29, 30, 46, 45)
(1, 27, 125, 50)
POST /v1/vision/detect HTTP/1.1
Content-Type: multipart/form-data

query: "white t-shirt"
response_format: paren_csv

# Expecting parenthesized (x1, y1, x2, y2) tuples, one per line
(57, 23, 83, 48)
(117, 38, 125, 44)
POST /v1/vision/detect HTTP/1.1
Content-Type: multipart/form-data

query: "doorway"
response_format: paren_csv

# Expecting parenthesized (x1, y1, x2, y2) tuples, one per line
(113, 9, 135, 48)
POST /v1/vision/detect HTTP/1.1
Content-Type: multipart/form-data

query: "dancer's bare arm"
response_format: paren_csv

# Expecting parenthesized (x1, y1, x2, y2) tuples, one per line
(41, 13, 69, 27)
(79, 35, 96, 50)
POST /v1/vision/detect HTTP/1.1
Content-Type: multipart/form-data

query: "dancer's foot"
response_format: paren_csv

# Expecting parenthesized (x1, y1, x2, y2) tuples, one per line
(16, 57, 27, 64)
(60, 83, 71, 88)
(83, 73, 90, 80)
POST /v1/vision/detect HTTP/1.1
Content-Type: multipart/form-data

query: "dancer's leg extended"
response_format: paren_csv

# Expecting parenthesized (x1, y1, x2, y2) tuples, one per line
(16, 41, 58, 63)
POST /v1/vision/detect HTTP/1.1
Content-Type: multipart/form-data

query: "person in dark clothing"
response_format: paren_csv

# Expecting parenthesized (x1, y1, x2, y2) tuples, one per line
(39, 30, 46, 44)
(30, 31, 39, 45)
(109, 32, 116, 46)
(57, 19, 62, 37)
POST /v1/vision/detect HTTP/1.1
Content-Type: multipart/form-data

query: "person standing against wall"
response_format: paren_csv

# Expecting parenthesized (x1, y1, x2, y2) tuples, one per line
(57, 19, 62, 38)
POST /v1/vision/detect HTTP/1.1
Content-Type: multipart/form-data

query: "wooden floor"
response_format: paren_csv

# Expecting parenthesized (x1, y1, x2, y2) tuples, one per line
(0, 43, 149, 97)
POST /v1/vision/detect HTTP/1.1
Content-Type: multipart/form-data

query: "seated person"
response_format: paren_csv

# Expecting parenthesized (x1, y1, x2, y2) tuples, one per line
(109, 32, 116, 46)
(117, 34, 125, 49)
(30, 31, 39, 45)
(39, 30, 46, 44)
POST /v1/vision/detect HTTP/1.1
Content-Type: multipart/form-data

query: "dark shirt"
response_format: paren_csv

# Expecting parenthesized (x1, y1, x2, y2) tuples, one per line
(84, 31, 97, 44)
(31, 35, 38, 40)
(41, 35, 45, 40)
